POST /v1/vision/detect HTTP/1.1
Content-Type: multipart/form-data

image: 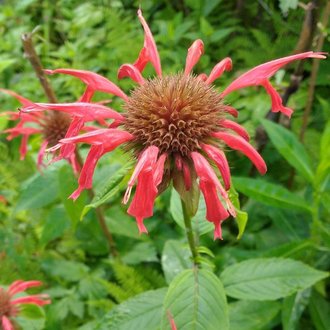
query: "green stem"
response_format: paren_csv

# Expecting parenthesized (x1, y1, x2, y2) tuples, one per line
(181, 199, 199, 266)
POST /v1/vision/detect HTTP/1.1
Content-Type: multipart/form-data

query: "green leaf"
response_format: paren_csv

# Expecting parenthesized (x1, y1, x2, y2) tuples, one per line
(16, 305, 45, 330)
(58, 165, 86, 227)
(81, 161, 133, 219)
(122, 242, 158, 265)
(282, 289, 311, 330)
(232, 177, 312, 213)
(261, 119, 314, 182)
(229, 300, 281, 330)
(161, 269, 229, 329)
(170, 188, 213, 235)
(96, 288, 167, 330)
(0, 58, 15, 73)
(161, 240, 192, 284)
(220, 258, 328, 300)
(279, 0, 298, 15)
(40, 206, 70, 246)
(309, 291, 330, 330)
(16, 169, 59, 211)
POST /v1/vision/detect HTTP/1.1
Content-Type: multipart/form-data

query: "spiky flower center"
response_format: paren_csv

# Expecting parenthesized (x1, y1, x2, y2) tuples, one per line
(0, 288, 12, 317)
(124, 74, 225, 156)
(42, 112, 71, 147)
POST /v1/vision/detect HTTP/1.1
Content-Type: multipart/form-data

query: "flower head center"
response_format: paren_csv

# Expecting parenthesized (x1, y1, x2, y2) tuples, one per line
(0, 288, 12, 317)
(42, 112, 71, 147)
(124, 73, 225, 156)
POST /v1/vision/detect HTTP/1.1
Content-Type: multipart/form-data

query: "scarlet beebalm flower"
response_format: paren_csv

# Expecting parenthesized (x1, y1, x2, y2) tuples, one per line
(39, 10, 325, 239)
(0, 280, 50, 330)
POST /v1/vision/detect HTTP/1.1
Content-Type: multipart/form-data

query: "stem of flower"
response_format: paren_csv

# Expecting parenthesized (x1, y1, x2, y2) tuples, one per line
(181, 199, 199, 266)
(22, 31, 118, 257)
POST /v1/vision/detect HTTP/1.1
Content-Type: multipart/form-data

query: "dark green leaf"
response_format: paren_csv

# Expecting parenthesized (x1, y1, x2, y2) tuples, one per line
(309, 291, 330, 330)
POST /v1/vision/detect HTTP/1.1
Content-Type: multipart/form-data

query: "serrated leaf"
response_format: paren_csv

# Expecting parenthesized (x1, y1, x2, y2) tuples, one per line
(261, 119, 314, 183)
(232, 177, 312, 213)
(96, 288, 167, 330)
(229, 300, 281, 330)
(170, 188, 213, 235)
(220, 258, 328, 300)
(161, 240, 192, 284)
(161, 269, 229, 329)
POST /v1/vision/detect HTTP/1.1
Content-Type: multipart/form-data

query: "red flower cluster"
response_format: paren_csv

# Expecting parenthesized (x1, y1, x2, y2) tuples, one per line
(2, 10, 325, 239)
(0, 280, 50, 330)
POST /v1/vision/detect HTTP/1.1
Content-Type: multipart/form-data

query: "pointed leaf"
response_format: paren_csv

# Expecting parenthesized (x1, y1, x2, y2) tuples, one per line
(161, 269, 229, 329)
(261, 119, 314, 182)
(220, 258, 328, 300)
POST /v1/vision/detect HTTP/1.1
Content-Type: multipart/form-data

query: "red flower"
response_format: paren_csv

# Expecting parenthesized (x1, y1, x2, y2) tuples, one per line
(29, 10, 325, 238)
(0, 280, 50, 330)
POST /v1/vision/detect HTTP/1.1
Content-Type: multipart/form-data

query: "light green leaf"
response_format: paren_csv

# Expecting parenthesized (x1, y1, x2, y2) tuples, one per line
(261, 119, 314, 182)
(16, 169, 59, 211)
(96, 288, 167, 330)
(161, 269, 229, 330)
(220, 258, 328, 300)
(232, 177, 312, 213)
(161, 240, 192, 284)
(122, 242, 158, 265)
(16, 305, 45, 330)
(229, 300, 281, 330)
(282, 289, 311, 330)
(279, 0, 298, 15)
(170, 188, 213, 235)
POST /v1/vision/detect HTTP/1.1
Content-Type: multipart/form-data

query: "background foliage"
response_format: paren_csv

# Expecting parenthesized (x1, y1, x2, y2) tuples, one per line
(0, 0, 329, 329)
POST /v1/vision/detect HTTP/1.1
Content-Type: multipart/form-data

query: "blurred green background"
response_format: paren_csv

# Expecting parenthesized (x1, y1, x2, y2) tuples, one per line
(0, 1, 329, 329)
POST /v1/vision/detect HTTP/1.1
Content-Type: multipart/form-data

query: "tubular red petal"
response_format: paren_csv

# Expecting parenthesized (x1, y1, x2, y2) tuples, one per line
(174, 154, 183, 171)
(197, 73, 208, 81)
(37, 140, 49, 170)
(262, 80, 293, 117)
(205, 57, 232, 85)
(0, 88, 36, 107)
(19, 135, 28, 160)
(118, 64, 145, 85)
(201, 143, 231, 190)
(184, 39, 204, 75)
(154, 153, 167, 186)
(11, 294, 51, 306)
(8, 280, 32, 296)
(182, 161, 191, 191)
(223, 105, 238, 118)
(212, 131, 267, 174)
(220, 119, 250, 141)
(124, 146, 159, 204)
(221, 52, 326, 97)
(2, 316, 14, 330)
(136, 9, 162, 76)
(44, 68, 128, 101)
(127, 168, 158, 234)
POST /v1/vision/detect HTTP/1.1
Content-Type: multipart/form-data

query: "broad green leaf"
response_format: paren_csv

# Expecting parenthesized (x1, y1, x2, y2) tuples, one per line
(58, 165, 86, 227)
(170, 188, 213, 235)
(96, 288, 167, 330)
(81, 161, 133, 219)
(40, 206, 70, 246)
(16, 169, 59, 211)
(282, 288, 311, 330)
(229, 300, 281, 330)
(232, 177, 312, 213)
(16, 305, 45, 330)
(161, 269, 229, 330)
(261, 119, 314, 182)
(309, 291, 330, 330)
(0, 58, 15, 73)
(220, 258, 328, 300)
(161, 240, 192, 284)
